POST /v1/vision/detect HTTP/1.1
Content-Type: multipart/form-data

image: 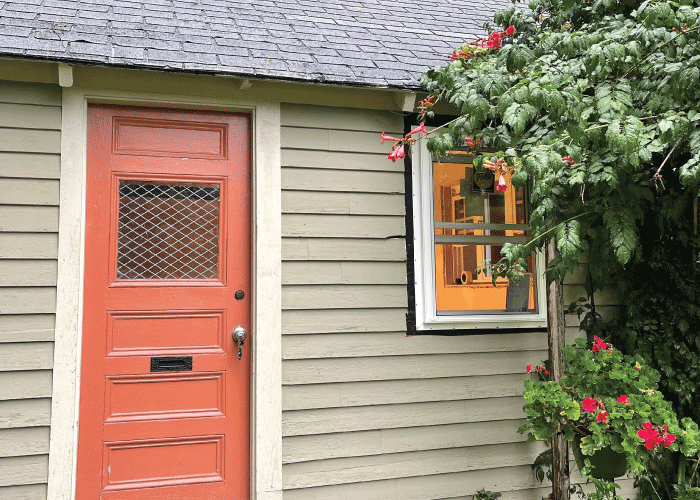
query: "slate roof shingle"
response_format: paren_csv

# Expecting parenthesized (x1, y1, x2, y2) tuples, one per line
(0, 0, 515, 90)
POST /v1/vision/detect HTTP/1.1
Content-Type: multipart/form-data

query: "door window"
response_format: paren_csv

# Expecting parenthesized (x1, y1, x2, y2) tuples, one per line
(116, 180, 221, 280)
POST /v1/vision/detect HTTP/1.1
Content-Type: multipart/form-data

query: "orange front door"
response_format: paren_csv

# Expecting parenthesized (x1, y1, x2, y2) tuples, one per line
(77, 105, 251, 500)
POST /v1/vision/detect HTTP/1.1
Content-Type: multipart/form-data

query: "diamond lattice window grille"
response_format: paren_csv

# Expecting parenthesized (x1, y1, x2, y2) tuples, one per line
(116, 181, 220, 280)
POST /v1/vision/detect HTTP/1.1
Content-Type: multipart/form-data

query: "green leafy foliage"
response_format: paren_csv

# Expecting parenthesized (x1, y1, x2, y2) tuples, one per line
(603, 208, 638, 265)
(519, 339, 700, 494)
(472, 488, 501, 500)
(419, 1, 700, 498)
(421, 0, 700, 285)
(606, 182, 700, 497)
(556, 219, 584, 263)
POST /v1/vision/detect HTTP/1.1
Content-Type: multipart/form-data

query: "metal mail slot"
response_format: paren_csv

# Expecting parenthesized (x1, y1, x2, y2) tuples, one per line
(150, 356, 193, 372)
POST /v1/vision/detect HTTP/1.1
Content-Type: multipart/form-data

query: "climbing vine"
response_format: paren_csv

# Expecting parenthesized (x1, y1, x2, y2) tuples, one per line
(413, 0, 700, 497)
(420, 0, 700, 282)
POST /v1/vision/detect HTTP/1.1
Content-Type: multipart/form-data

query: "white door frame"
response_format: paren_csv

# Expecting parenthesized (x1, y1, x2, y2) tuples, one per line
(47, 87, 283, 500)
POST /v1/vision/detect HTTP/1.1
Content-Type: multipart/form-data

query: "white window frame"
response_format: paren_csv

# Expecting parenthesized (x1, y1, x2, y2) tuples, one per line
(411, 135, 548, 331)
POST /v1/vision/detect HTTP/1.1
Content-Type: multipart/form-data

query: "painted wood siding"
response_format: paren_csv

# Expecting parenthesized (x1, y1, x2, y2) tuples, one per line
(282, 104, 561, 499)
(280, 104, 635, 499)
(0, 80, 60, 500)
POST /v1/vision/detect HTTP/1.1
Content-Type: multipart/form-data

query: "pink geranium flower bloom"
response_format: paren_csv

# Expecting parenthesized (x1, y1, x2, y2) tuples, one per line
(617, 394, 630, 404)
(591, 335, 608, 352)
(663, 433, 676, 446)
(582, 397, 597, 413)
(638, 422, 664, 450)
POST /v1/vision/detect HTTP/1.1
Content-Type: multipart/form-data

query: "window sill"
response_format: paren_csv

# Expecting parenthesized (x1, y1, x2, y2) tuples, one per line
(416, 314, 548, 331)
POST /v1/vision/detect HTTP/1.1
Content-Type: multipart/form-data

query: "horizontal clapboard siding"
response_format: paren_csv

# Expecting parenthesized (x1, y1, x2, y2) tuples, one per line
(562, 263, 621, 343)
(0, 288, 57, 315)
(282, 168, 404, 193)
(0, 427, 50, 457)
(0, 315, 55, 343)
(0, 179, 59, 206)
(282, 351, 539, 384)
(282, 464, 634, 500)
(282, 465, 635, 500)
(280, 103, 560, 499)
(283, 238, 406, 261)
(0, 483, 48, 500)
(283, 398, 528, 437)
(0, 399, 52, 429)
(0, 234, 59, 259)
(283, 374, 527, 410)
(0, 455, 48, 487)
(0, 80, 60, 495)
(0, 261, 58, 287)
(0, 153, 60, 179)
(283, 419, 529, 463)
(282, 261, 407, 286)
(282, 285, 406, 310)
(282, 149, 402, 172)
(282, 214, 404, 238)
(0, 207, 59, 232)
(282, 308, 408, 334)
(282, 191, 405, 215)
(283, 330, 548, 358)
(0, 371, 53, 401)
(283, 442, 545, 489)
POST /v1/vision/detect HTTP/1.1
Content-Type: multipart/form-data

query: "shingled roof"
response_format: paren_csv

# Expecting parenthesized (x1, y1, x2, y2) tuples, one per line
(0, 0, 515, 90)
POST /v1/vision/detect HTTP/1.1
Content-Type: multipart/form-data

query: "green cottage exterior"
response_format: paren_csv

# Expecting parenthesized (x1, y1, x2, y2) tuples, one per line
(0, 1, 632, 499)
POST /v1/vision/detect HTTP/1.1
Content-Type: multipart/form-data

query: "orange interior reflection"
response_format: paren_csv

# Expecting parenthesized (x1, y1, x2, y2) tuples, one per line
(433, 156, 537, 314)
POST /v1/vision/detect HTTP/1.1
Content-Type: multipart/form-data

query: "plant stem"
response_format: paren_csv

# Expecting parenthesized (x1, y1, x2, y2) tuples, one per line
(689, 455, 700, 484)
(425, 116, 463, 137)
(547, 114, 661, 148)
(652, 135, 683, 182)
(645, 475, 663, 500)
(612, 26, 700, 91)
(523, 212, 587, 248)
(525, 47, 564, 74)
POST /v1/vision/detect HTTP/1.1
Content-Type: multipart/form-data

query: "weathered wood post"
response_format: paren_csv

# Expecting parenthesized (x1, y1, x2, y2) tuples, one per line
(547, 237, 569, 500)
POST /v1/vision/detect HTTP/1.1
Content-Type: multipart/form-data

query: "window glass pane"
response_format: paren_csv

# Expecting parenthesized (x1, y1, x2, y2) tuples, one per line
(116, 180, 220, 280)
(432, 154, 538, 314)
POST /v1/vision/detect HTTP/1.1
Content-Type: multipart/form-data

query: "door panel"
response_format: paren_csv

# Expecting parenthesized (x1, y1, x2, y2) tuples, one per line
(77, 105, 251, 500)
(104, 372, 225, 422)
(106, 311, 225, 355)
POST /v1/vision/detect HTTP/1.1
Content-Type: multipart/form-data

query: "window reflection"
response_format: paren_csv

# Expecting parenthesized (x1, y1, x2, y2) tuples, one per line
(433, 154, 537, 315)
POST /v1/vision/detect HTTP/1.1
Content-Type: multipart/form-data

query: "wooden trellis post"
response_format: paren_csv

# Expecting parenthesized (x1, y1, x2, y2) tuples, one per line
(547, 237, 569, 500)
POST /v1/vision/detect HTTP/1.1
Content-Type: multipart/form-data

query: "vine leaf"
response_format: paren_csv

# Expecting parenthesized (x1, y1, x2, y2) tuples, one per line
(555, 220, 583, 264)
(603, 209, 637, 265)
(679, 153, 700, 191)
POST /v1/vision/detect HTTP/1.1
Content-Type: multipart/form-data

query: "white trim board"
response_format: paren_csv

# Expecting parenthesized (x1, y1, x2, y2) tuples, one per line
(48, 87, 282, 500)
